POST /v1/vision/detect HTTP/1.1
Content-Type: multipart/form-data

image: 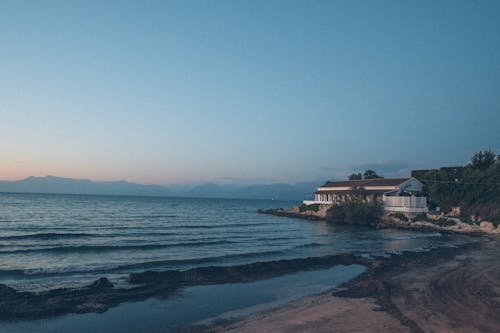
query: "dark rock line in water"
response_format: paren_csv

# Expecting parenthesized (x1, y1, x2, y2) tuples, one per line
(0, 253, 369, 321)
(0, 242, 481, 323)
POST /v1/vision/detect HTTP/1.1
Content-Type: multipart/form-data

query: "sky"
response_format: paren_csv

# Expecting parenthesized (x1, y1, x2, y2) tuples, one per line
(1, 0, 499, 185)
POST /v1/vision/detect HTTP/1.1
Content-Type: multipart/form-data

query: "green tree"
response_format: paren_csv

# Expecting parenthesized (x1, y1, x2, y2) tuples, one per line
(326, 198, 383, 226)
(471, 149, 497, 171)
(363, 169, 382, 179)
(415, 149, 499, 223)
(348, 173, 362, 180)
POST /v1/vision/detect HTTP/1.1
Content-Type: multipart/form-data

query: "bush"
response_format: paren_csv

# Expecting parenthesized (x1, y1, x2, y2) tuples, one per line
(326, 199, 383, 226)
(389, 212, 408, 222)
(299, 204, 320, 212)
(459, 213, 473, 225)
(434, 218, 457, 227)
(412, 212, 431, 222)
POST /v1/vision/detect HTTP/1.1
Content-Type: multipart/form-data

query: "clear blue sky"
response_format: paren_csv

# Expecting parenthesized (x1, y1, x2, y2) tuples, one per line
(1, 0, 499, 184)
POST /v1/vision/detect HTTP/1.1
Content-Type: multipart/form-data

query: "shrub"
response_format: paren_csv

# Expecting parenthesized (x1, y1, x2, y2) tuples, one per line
(326, 199, 383, 226)
(459, 213, 473, 225)
(412, 212, 431, 222)
(389, 212, 408, 222)
(299, 204, 320, 212)
(434, 218, 457, 227)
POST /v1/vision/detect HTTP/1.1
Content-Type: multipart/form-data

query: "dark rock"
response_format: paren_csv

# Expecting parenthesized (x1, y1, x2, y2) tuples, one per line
(129, 270, 181, 284)
(75, 302, 109, 313)
(89, 278, 114, 289)
(128, 254, 367, 285)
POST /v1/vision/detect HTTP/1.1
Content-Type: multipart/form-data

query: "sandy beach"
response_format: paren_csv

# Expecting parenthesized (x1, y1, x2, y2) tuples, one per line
(202, 237, 500, 333)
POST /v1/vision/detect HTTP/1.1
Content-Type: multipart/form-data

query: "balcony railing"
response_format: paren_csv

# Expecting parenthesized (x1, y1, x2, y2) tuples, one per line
(383, 195, 428, 213)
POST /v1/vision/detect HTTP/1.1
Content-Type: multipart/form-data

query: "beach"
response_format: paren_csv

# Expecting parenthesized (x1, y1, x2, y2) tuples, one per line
(202, 237, 500, 333)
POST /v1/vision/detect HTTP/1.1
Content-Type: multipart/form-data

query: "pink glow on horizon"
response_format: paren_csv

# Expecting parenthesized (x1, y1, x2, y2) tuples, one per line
(0, 163, 200, 185)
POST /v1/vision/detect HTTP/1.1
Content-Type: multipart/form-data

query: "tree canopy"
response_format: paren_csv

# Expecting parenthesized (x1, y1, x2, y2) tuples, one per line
(348, 173, 362, 180)
(363, 169, 382, 179)
(471, 149, 496, 171)
(326, 198, 383, 226)
(414, 150, 499, 223)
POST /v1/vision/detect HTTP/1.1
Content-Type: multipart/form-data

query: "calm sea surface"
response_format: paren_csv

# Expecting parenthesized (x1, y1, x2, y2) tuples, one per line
(0, 192, 468, 292)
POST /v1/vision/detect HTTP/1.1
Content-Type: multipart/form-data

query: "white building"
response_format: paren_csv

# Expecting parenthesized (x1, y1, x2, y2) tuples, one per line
(303, 177, 428, 213)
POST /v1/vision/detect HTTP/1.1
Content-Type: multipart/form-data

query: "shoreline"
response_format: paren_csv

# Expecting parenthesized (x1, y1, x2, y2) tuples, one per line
(259, 207, 500, 236)
(0, 234, 474, 323)
(2, 236, 498, 332)
(198, 237, 500, 333)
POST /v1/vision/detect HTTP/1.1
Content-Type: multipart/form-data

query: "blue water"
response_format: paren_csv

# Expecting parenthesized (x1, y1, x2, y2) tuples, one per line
(0, 192, 469, 292)
(0, 265, 366, 333)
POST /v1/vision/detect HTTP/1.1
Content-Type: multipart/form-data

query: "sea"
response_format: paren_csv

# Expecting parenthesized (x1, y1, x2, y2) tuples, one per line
(0, 193, 472, 332)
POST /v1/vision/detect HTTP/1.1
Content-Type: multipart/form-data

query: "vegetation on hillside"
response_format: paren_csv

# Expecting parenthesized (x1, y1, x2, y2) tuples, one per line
(389, 212, 409, 222)
(326, 199, 383, 226)
(413, 150, 499, 223)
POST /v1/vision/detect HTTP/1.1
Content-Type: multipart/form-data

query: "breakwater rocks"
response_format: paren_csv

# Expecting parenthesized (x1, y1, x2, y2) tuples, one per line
(258, 208, 323, 220)
(0, 254, 369, 321)
(380, 216, 500, 236)
(257, 205, 329, 220)
(0, 277, 122, 320)
(128, 253, 368, 285)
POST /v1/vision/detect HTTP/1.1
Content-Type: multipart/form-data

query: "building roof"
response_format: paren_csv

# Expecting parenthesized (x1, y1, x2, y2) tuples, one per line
(320, 178, 411, 188)
(315, 189, 389, 195)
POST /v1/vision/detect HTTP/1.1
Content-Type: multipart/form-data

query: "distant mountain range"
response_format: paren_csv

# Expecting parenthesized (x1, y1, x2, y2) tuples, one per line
(0, 176, 321, 201)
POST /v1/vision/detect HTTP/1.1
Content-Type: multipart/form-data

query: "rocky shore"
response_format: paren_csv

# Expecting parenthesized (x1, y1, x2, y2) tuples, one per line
(379, 216, 500, 235)
(260, 205, 500, 235)
(257, 208, 324, 220)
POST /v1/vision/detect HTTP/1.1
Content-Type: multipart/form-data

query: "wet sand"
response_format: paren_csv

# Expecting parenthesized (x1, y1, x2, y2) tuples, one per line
(204, 237, 500, 333)
(201, 294, 409, 333)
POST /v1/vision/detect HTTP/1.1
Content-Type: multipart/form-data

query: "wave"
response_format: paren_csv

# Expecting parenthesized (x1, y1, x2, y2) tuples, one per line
(129, 215, 179, 219)
(255, 236, 294, 242)
(0, 240, 237, 255)
(0, 249, 287, 278)
(295, 242, 323, 248)
(173, 222, 268, 229)
(0, 232, 94, 241)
